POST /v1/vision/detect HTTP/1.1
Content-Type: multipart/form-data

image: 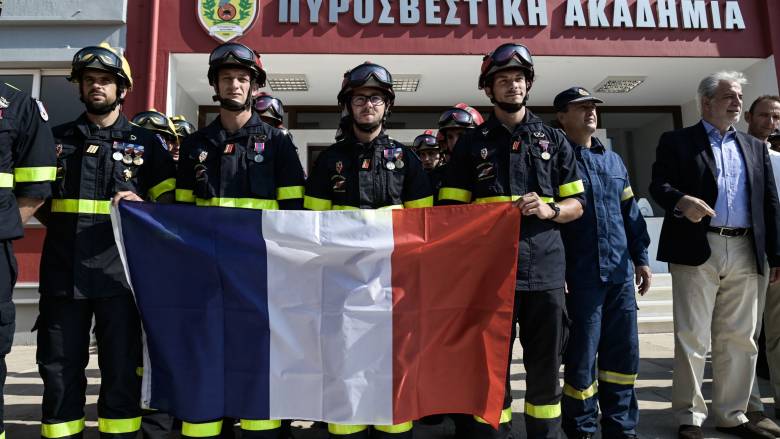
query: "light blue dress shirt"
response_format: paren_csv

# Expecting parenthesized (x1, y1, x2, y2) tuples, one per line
(702, 119, 751, 228)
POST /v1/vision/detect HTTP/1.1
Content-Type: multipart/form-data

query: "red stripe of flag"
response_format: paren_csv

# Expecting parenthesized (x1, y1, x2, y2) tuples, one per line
(391, 203, 520, 427)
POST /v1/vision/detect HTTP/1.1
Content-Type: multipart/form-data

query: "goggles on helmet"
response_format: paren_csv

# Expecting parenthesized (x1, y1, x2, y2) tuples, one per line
(255, 95, 285, 119)
(209, 43, 258, 66)
(342, 63, 393, 89)
(479, 43, 534, 89)
(171, 117, 195, 137)
(413, 133, 439, 150)
(132, 111, 175, 137)
(438, 108, 476, 128)
(73, 47, 123, 70)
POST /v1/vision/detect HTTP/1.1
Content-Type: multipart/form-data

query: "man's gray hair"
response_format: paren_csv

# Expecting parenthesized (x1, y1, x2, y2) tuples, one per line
(698, 71, 748, 101)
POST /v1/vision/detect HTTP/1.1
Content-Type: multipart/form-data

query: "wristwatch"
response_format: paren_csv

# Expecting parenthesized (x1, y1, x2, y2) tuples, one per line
(547, 202, 560, 220)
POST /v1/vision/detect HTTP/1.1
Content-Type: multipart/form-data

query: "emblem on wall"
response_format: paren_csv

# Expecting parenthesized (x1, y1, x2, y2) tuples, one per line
(198, 0, 258, 43)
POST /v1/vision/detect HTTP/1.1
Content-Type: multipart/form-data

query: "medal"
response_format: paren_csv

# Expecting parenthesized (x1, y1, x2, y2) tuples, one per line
(254, 154, 264, 163)
(533, 131, 545, 138)
(396, 160, 404, 169)
(122, 154, 133, 164)
(386, 161, 396, 170)
(541, 152, 551, 160)
(133, 157, 144, 166)
(112, 151, 123, 161)
(123, 168, 133, 181)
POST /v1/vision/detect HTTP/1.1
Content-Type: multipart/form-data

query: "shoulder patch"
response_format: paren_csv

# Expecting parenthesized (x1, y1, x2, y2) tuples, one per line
(35, 99, 49, 122)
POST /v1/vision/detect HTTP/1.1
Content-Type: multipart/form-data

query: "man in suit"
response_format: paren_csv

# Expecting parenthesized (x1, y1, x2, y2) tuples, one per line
(649, 71, 780, 439)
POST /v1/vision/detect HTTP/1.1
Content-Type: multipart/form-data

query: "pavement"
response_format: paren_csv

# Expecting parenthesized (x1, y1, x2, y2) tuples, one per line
(3, 333, 777, 438)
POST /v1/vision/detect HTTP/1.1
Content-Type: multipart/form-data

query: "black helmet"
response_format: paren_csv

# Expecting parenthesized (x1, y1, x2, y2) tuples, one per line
(69, 43, 133, 89)
(207, 42, 266, 87)
(412, 130, 440, 153)
(255, 93, 285, 127)
(438, 103, 485, 131)
(170, 115, 196, 138)
(478, 43, 534, 89)
(337, 62, 395, 107)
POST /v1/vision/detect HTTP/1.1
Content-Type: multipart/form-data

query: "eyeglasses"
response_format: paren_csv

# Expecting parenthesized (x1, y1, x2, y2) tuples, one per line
(209, 43, 258, 65)
(351, 95, 386, 106)
(413, 135, 439, 149)
(343, 64, 393, 88)
(438, 108, 474, 127)
(72, 47, 123, 70)
(255, 96, 284, 116)
(132, 111, 171, 131)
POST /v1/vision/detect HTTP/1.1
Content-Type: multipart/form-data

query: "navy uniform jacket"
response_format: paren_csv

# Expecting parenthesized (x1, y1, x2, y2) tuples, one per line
(304, 132, 433, 210)
(561, 137, 650, 290)
(41, 113, 176, 298)
(0, 82, 56, 241)
(439, 110, 586, 291)
(176, 113, 305, 210)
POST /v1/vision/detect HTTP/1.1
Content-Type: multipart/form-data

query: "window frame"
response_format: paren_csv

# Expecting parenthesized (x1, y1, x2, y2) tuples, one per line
(0, 68, 72, 99)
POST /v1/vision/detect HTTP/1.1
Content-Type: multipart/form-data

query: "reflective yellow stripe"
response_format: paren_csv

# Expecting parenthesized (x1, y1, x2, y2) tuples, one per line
(474, 407, 513, 424)
(14, 166, 56, 182)
(51, 199, 111, 215)
(563, 381, 598, 400)
(182, 420, 223, 437)
(559, 179, 585, 197)
(621, 186, 634, 202)
(303, 195, 332, 211)
(98, 417, 141, 434)
(175, 189, 196, 203)
(240, 420, 281, 431)
(403, 196, 433, 209)
(0, 173, 13, 188)
(276, 185, 304, 200)
(378, 204, 403, 210)
(374, 422, 413, 433)
(136, 367, 143, 377)
(439, 187, 472, 203)
(41, 418, 85, 438)
(332, 205, 359, 210)
(1, 430, 5, 439)
(195, 197, 279, 210)
(598, 369, 637, 386)
(328, 424, 368, 435)
(148, 178, 176, 201)
(525, 402, 561, 419)
(539, 196, 554, 203)
(474, 195, 520, 204)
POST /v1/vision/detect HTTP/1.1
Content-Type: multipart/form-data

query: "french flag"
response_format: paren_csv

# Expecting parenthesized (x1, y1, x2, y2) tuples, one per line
(111, 202, 520, 427)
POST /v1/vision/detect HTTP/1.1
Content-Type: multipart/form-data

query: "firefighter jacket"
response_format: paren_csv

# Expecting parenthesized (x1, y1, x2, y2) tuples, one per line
(175, 113, 305, 210)
(439, 110, 586, 291)
(40, 113, 176, 298)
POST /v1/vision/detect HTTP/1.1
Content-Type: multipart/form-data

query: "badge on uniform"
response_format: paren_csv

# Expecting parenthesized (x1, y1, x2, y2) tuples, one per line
(123, 145, 134, 164)
(253, 142, 265, 163)
(123, 168, 133, 181)
(533, 131, 545, 139)
(133, 146, 145, 166)
(331, 174, 347, 192)
(223, 143, 235, 155)
(480, 147, 489, 160)
(0, 97, 9, 109)
(539, 140, 550, 160)
(476, 162, 495, 181)
(335, 161, 343, 174)
(55, 144, 63, 157)
(198, 150, 208, 163)
(86, 144, 100, 155)
(35, 99, 49, 122)
(361, 158, 371, 170)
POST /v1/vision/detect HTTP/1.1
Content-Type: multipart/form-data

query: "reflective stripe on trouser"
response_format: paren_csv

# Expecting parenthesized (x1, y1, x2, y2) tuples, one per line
(181, 419, 281, 439)
(562, 281, 639, 438)
(37, 295, 142, 439)
(463, 288, 566, 439)
(0, 242, 16, 436)
(328, 423, 413, 438)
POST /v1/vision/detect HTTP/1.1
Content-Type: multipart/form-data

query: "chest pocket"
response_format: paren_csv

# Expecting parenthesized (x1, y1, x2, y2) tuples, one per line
(327, 157, 351, 204)
(54, 143, 80, 198)
(473, 147, 502, 196)
(528, 136, 557, 198)
(245, 137, 275, 199)
(0, 119, 16, 172)
(189, 146, 218, 199)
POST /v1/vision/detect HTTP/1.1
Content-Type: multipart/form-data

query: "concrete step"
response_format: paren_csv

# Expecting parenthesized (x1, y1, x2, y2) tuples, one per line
(638, 273, 673, 333)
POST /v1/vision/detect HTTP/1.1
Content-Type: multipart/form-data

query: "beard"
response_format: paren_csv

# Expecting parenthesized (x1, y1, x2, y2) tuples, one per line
(82, 96, 118, 115)
(354, 119, 382, 133)
(495, 101, 524, 113)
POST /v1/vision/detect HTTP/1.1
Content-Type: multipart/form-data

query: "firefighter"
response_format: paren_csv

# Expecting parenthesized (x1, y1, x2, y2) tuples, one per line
(169, 115, 195, 162)
(0, 81, 57, 439)
(303, 62, 432, 438)
(411, 130, 445, 199)
(35, 42, 176, 439)
(555, 87, 651, 439)
(254, 93, 285, 129)
(439, 43, 586, 439)
(437, 103, 484, 162)
(174, 42, 305, 439)
(132, 109, 179, 161)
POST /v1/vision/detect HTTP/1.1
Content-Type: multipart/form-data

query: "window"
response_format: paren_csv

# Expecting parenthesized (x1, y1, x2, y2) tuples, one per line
(0, 70, 83, 127)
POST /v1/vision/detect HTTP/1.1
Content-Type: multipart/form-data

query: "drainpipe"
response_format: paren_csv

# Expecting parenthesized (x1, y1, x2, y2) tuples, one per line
(145, 0, 160, 109)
